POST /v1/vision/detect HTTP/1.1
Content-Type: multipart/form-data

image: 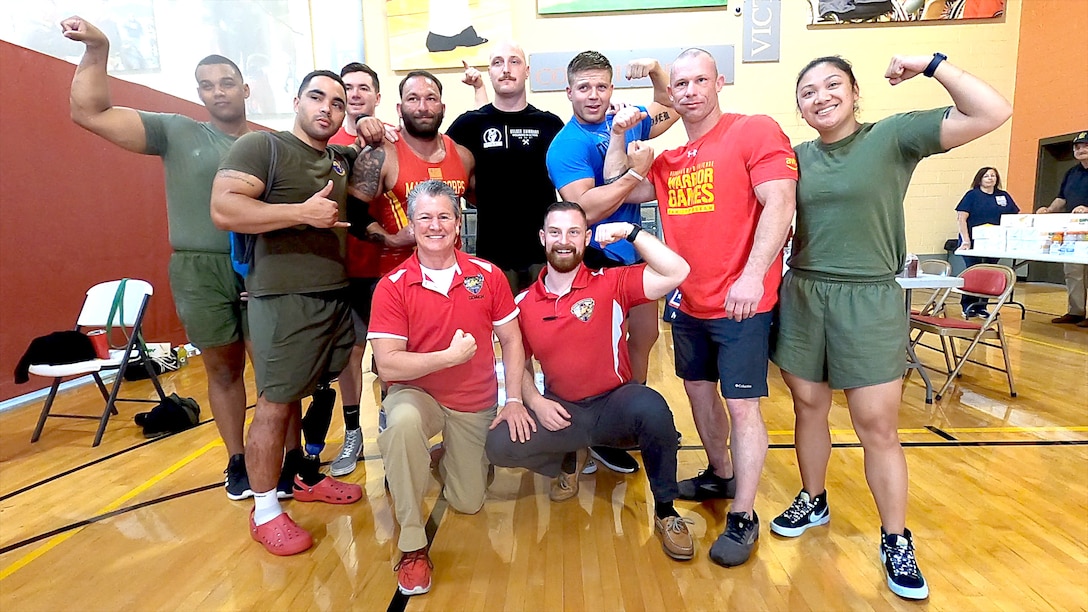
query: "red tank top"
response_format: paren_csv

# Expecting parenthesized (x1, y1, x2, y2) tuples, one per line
(346, 134, 468, 277)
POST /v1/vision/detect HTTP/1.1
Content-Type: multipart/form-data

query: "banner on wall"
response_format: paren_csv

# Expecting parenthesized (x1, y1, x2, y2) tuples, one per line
(808, 0, 1005, 25)
(387, 0, 512, 70)
(529, 46, 735, 93)
(538, 0, 728, 15)
(742, 0, 780, 63)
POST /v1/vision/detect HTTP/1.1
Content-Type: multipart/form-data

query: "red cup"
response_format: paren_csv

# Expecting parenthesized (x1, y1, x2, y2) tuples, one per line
(87, 329, 110, 359)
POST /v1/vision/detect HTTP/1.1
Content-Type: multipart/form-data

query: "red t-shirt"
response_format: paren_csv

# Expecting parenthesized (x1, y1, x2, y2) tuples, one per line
(516, 263, 649, 400)
(346, 135, 469, 278)
(367, 251, 518, 412)
(649, 113, 797, 319)
(328, 125, 356, 146)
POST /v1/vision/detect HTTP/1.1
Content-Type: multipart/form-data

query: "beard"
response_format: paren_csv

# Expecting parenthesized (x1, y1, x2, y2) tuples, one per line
(546, 245, 583, 273)
(401, 109, 444, 138)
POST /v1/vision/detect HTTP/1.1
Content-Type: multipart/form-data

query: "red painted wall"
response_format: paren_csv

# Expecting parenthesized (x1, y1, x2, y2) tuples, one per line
(0, 41, 214, 401)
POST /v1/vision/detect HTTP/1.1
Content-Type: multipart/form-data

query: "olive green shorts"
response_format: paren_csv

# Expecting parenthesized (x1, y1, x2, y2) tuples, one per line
(248, 291, 355, 404)
(168, 252, 247, 349)
(771, 271, 906, 390)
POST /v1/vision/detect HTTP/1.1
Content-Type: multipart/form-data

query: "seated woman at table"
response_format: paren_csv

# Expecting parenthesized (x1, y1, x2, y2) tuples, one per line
(770, 53, 1011, 600)
(955, 166, 1019, 317)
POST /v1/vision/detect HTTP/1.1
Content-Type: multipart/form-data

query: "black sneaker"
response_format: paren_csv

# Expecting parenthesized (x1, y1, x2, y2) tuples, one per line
(880, 528, 929, 600)
(770, 490, 830, 537)
(709, 510, 759, 567)
(224, 454, 253, 501)
(589, 446, 640, 473)
(677, 466, 736, 501)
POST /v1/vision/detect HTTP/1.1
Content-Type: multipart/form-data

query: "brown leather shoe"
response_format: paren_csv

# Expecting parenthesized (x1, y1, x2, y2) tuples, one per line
(1078, 318, 1088, 328)
(549, 448, 589, 502)
(1051, 313, 1086, 324)
(654, 515, 695, 560)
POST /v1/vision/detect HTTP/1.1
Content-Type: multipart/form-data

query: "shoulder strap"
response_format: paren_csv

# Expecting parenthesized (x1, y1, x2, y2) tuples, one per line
(232, 132, 278, 270)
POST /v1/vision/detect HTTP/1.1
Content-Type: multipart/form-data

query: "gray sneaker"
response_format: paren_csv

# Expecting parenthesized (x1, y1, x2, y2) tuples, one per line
(709, 510, 760, 567)
(329, 428, 364, 477)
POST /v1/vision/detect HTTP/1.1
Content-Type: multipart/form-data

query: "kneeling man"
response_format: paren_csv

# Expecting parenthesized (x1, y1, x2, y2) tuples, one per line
(486, 201, 693, 560)
(367, 180, 530, 596)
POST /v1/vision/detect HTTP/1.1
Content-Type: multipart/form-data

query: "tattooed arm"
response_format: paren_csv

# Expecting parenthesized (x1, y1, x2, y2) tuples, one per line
(347, 141, 410, 245)
(210, 169, 347, 233)
(644, 59, 679, 139)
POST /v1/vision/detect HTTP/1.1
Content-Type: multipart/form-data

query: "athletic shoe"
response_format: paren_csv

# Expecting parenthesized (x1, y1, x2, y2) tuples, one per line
(964, 305, 990, 319)
(549, 448, 589, 502)
(589, 446, 639, 473)
(582, 458, 598, 475)
(654, 515, 695, 560)
(881, 528, 929, 600)
(1051, 313, 1086, 324)
(224, 454, 253, 501)
(770, 490, 830, 537)
(677, 466, 736, 501)
(395, 548, 433, 595)
(292, 474, 362, 504)
(249, 509, 312, 556)
(709, 510, 760, 567)
(329, 428, 364, 477)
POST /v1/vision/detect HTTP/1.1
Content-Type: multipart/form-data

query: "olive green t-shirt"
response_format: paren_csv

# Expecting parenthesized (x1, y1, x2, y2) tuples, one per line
(789, 107, 949, 281)
(218, 131, 358, 297)
(140, 112, 239, 253)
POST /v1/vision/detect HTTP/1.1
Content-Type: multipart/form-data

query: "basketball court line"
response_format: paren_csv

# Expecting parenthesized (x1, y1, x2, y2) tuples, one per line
(0, 438, 220, 580)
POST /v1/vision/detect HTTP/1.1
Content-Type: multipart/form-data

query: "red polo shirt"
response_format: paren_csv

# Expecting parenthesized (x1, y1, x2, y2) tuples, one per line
(367, 251, 518, 412)
(649, 113, 797, 319)
(516, 263, 649, 401)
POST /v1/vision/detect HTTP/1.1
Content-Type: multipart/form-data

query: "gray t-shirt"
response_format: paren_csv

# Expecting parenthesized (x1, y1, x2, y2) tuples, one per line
(139, 112, 237, 253)
(218, 131, 358, 296)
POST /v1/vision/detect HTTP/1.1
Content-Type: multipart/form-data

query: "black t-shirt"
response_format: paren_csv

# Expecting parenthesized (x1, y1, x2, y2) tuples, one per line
(447, 104, 564, 270)
(1058, 163, 1088, 210)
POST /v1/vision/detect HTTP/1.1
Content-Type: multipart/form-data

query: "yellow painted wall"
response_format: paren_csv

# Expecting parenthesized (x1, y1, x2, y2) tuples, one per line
(360, 0, 1030, 253)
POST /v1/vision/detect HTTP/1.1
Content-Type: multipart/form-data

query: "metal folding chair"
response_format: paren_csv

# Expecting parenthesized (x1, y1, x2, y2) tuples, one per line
(908, 264, 1017, 401)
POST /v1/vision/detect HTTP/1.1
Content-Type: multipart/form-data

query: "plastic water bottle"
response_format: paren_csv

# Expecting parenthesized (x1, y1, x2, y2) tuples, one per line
(177, 345, 188, 367)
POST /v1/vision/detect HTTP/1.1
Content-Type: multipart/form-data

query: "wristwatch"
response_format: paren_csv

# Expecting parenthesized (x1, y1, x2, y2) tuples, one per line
(625, 224, 642, 243)
(923, 53, 947, 78)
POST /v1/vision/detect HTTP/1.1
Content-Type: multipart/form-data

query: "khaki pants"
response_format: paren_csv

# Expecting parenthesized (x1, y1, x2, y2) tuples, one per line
(1064, 263, 1087, 317)
(378, 385, 496, 552)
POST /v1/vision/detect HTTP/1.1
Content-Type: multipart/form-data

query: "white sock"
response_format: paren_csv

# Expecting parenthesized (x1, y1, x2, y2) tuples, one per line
(252, 489, 283, 526)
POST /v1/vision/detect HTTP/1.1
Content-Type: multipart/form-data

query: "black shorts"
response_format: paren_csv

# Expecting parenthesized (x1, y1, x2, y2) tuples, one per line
(670, 310, 772, 399)
(347, 277, 380, 341)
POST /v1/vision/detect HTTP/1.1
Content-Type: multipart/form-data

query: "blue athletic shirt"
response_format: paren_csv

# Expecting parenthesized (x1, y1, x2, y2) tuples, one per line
(546, 106, 653, 264)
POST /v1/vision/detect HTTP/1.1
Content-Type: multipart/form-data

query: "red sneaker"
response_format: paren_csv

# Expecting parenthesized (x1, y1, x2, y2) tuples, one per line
(292, 474, 362, 504)
(249, 509, 312, 556)
(394, 548, 433, 595)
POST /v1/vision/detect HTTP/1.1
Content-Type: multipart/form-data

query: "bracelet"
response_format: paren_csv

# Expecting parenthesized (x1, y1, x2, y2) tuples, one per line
(626, 168, 646, 182)
(923, 53, 946, 78)
(505, 397, 523, 405)
(354, 113, 372, 124)
(625, 224, 642, 243)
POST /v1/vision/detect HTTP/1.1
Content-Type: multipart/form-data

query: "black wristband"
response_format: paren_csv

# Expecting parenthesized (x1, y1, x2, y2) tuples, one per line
(625, 225, 642, 243)
(353, 113, 372, 124)
(923, 53, 946, 78)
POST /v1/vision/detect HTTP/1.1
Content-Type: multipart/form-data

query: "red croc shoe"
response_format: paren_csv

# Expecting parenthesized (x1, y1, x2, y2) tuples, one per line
(292, 474, 362, 504)
(250, 509, 312, 556)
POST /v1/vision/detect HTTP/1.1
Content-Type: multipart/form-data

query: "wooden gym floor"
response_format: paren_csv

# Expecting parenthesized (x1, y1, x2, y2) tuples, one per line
(1, 284, 1085, 611)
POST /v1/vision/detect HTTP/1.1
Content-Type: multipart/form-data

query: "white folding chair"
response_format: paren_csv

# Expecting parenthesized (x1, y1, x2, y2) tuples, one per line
(30, 279, 168, 446)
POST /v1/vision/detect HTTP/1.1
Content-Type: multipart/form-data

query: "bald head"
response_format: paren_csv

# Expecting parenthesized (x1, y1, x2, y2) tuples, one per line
(490, 40, 526, 63)
(670, 48, 717, 81)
